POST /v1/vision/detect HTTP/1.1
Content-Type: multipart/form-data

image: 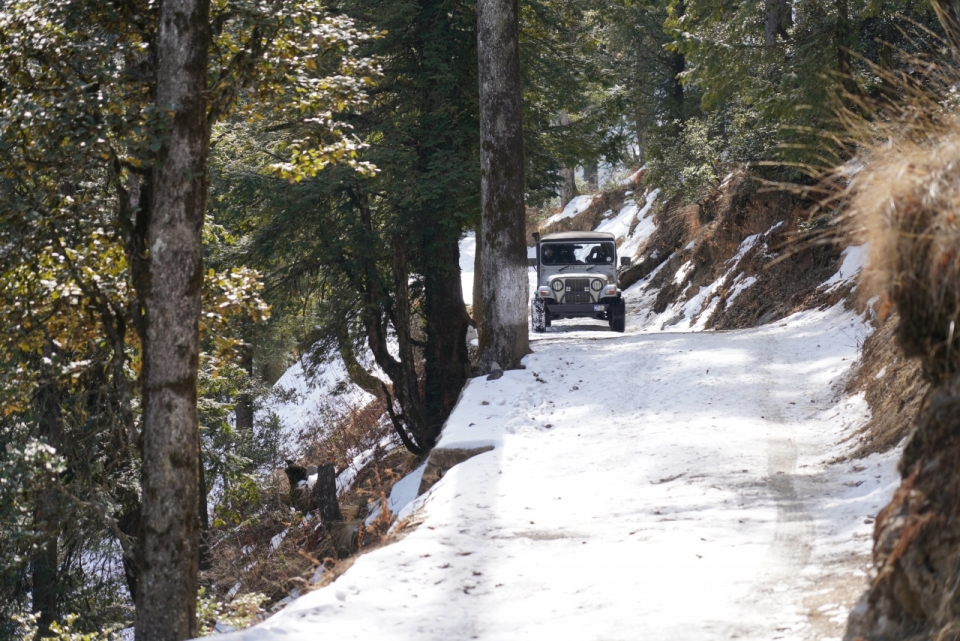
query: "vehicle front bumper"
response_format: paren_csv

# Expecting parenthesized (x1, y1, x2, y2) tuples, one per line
(545, 302, 609, 315)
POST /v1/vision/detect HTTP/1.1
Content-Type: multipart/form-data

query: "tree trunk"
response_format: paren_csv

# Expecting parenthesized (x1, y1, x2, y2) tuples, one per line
(558, 111, 577, 208)
(136, 0, 210, 639)
(314, 464, 344, 525)
(583, 161, 599, 192)
(476, 0, 531, 373)
(422, 221, 470, 444)
(671, 51, 685, 121)
(32, 371, 63, 637)
(234, 321, 254, 434)
(765, 0, 791, 45)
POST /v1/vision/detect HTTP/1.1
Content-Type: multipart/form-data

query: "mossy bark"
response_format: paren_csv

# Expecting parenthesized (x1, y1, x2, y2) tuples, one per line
(31, 371, 63, 637)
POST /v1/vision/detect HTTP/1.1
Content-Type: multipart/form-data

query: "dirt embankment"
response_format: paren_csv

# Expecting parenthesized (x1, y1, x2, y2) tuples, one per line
(623, 168, 848, 330)
(844, 310, 928, 459)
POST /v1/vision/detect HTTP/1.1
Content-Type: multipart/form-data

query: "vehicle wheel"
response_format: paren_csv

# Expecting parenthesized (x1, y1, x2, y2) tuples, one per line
(608, 297, 625, 333)
(532, 297, 547, 333)
(545, 315, 552, 328)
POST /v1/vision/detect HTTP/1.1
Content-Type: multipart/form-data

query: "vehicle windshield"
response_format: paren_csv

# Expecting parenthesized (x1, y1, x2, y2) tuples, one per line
(540, 241, 615, 266)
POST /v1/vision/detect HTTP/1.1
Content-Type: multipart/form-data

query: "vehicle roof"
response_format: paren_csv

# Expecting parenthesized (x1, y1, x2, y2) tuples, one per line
(540, 231, 616, 242)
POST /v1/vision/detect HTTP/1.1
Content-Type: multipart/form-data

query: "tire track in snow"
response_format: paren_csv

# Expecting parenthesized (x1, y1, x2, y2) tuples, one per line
(743, 332, 815, 635)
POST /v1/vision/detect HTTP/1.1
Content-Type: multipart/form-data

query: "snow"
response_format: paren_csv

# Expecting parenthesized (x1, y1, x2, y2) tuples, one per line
(822, 244, 869, 291)
(618, 188, 659, 259)
(364, 462, 429, 526)
(595, 200, 637, 240)
(460, 232, 477, 306)
(543, 194, 596, 227)
(259, 354, 378, 455)
(726, 274, 757, 306)
(633, 223, 783, 332)
(218, 299, 896, 641)
(235, 179, 899, 641)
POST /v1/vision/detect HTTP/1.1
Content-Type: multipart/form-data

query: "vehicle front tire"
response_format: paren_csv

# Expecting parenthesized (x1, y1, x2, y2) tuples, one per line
(532, 297, 547, 333)
(608, 297, 625, 333)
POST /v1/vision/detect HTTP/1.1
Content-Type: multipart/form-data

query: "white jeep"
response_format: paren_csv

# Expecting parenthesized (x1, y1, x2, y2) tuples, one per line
(530, 231, 629, 333)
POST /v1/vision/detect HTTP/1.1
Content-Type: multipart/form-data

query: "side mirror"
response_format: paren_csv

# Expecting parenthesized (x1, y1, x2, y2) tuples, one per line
(527, 257, 538, 267)
(620, 257, 632, 266)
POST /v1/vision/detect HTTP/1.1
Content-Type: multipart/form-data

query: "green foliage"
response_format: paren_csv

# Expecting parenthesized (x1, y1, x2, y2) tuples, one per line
(14, 613, 123, 641)
(661, 0, 944, 176)
(646, 117, 723, 205)
(196, 588, 268, 635)
(0, 0, 376, 632)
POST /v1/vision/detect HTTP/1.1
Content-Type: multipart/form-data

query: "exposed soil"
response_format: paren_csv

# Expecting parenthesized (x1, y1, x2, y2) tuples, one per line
(843, 310, 928, 459)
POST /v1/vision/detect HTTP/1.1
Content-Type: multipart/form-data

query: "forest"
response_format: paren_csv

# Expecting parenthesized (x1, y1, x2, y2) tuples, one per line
(1, 0, 958, 639)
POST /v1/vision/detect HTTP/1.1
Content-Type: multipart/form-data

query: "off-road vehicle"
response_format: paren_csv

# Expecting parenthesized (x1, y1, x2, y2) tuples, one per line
(529, 230, 630, 333)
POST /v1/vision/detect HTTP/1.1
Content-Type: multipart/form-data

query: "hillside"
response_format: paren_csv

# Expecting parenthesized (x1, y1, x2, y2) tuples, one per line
(212, 173, 911, 640)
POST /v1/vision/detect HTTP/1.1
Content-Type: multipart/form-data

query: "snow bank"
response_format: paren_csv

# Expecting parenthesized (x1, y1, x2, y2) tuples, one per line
(543, 194, 596, 227)
(259, 356, 376, 455)
(822, 244, 869, 291)
(626, 222, 780, 333)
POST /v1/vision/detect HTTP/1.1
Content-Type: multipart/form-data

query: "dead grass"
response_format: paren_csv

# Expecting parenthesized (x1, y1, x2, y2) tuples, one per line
(818, 41, 960, 386)
(205, 396, 424, 611)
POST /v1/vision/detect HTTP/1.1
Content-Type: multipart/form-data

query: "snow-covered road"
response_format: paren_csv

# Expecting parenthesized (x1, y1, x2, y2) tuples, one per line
(227, 305, 898, 641)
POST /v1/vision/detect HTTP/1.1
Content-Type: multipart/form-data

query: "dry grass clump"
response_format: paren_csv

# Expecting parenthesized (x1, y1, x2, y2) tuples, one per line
(826, 17, 960, 640)
(825, 41, 960, 384)
(844, 114, 960, 384)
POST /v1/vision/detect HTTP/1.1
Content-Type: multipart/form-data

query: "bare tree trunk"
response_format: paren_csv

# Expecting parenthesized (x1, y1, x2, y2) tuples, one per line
(136, 0, 210, 638)
(671, 51, 685, 121)
(32, 370, 62, 637)
(583, 161, 599, 192)
(765, 0, 791, 45)
(422, 223, 470, 444)
(558, 111, 577, 208)
(314, 464, 344, 525)
(476, 0, 530, 373)
(234, 320, 254, 434)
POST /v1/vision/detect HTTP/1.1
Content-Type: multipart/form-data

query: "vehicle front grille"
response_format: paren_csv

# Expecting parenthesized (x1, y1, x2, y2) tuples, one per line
(563, 292, 592, 304)
(565, 278, 590, 293)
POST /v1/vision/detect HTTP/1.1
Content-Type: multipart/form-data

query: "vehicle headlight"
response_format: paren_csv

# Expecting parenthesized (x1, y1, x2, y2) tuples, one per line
(551, 279, 564, 292)
(591, 279, 603, 291)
